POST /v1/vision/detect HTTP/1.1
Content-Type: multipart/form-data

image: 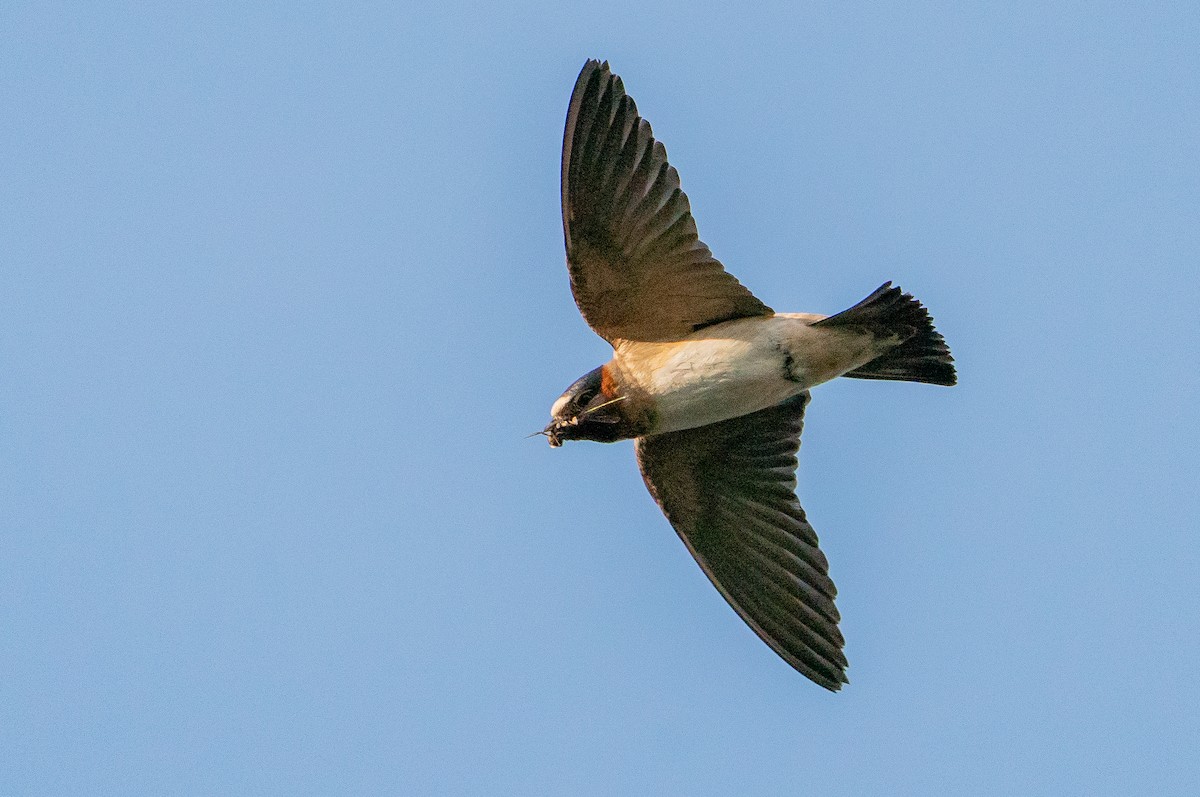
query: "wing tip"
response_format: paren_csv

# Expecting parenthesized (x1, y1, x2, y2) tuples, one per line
(822, 672, 850, 692)
(577, 58, 609, 84)
(776, 644, 848, 691)
(792, 653, 850, 692)
(781, 639, 851, 692)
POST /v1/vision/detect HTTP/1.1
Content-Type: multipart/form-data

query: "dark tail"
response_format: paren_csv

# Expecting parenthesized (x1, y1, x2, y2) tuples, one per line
(813, 282, 956, 386)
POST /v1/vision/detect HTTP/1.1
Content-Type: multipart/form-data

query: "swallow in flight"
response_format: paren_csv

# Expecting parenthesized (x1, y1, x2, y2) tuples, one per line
(542, 60, 955, 690)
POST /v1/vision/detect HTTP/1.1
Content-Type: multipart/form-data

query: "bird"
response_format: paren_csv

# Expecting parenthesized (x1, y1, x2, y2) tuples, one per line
(541, 60, 956, 691)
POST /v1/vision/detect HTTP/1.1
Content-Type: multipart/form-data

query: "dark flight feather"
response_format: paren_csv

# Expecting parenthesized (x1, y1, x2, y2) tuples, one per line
(562, 60, 772, 344)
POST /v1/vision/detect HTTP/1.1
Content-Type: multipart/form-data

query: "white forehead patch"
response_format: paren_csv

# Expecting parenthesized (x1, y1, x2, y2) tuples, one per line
(550, 393, 572, 418)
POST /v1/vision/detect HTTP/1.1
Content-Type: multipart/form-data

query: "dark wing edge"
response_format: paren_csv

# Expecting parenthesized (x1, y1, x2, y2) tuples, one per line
(562, 60, 772, 344)
(635, 393, 849, 690)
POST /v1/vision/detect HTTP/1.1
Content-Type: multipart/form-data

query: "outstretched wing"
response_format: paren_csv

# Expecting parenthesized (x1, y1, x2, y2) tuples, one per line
(562, 60, 772, 344)
(635, 393, 848, 690)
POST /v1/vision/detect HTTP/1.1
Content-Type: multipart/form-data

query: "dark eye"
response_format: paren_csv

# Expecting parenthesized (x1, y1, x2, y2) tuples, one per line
(575, 392, 595, 411)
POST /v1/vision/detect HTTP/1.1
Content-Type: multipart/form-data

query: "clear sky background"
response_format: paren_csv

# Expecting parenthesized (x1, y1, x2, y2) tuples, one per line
(3, 2, 1198, 794)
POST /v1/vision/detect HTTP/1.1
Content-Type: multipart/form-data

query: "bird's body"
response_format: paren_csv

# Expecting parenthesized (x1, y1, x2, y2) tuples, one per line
(605, 313, 881, 436)
(542, 60, 956, 690)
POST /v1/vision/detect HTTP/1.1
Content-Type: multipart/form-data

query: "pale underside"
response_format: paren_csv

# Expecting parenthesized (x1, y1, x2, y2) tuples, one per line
(611, 314, 882, 435)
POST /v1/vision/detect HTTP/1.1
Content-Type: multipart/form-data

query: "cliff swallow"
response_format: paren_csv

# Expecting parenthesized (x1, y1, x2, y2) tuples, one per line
(542, 60, 955, 690)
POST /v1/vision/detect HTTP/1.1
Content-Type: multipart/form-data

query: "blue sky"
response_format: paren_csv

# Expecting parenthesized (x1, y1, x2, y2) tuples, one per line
(3, 2, 1198, 794)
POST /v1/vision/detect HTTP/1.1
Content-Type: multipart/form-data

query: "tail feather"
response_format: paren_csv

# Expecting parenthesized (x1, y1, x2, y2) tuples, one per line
(814, 282, 956, 387)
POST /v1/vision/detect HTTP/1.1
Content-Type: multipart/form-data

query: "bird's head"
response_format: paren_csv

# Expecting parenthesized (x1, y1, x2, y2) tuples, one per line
(541, 366, 628, 447)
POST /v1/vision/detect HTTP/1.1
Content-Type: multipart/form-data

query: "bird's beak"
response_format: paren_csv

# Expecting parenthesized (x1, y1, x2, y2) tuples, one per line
(527, 421, 564, 446)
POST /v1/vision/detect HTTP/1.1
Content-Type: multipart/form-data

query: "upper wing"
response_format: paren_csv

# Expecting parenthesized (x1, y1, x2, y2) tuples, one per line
(562, 60, 772, 344)
(635, 393, 848, 690)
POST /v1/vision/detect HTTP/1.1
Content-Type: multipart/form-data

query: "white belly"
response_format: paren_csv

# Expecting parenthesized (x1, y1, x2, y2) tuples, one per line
(612, 314, 878, 434)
